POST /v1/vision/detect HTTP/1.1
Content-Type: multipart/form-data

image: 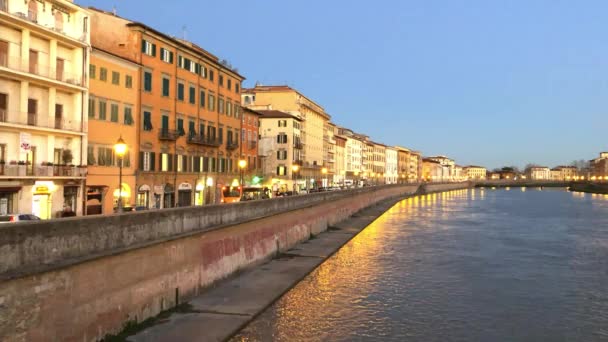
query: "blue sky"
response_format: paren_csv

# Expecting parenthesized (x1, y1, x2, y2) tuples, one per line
(79, 0, 607, 169)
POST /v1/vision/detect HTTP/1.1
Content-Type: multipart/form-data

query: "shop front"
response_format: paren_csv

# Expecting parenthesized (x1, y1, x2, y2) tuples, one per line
(0, 186, 20, 215)
(177, 182, 192, 207)
(136, 184, 151, 210)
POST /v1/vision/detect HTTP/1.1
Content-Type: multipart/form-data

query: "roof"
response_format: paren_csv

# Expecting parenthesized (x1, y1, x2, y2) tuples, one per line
(464, 165, 486, 169)
(256, 110, 303, 121)
(88, 7, 245, 80)
(242, 84, 329, 119)
(242, 107, 263, 116)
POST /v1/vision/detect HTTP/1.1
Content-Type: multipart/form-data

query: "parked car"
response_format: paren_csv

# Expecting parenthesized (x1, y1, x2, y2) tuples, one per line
(0, 214, 41, 223)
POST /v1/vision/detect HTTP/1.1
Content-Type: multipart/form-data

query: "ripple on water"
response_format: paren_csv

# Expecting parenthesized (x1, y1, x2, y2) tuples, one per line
(231, 189, 608, 342)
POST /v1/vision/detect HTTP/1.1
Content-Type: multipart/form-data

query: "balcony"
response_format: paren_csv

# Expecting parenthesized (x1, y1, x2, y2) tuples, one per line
(1, 55, 84, 88)
(0, 163, 86, 178)
(293, 141, 303, 150)
(159, 129, 180, 141)
(0, 109, 84, 134)
(248, 140, 257, 149)
(226, 141, 239, 151)
(186, 134, 221, 147)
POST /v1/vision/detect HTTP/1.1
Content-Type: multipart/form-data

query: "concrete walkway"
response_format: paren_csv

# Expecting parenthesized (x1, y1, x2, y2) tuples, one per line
(126, 196, 405, 342)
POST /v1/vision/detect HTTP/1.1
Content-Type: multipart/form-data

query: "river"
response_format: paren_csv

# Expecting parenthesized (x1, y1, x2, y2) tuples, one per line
(231, 188, 608, 341)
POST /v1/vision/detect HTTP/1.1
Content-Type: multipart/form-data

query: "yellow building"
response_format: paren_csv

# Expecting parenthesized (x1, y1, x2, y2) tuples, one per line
(242, 85, 330, 187)
(86, 48, 139, 215)
(0, 0, 89, 218)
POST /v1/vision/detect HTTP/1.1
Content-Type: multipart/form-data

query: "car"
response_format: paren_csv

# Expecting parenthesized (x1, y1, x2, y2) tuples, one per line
(0, 214, 42, 223)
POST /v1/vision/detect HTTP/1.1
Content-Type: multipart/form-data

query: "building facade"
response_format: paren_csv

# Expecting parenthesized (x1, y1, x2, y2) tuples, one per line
(422, 158, 442, 182)
(385, 146, 397, 184)
(90, 8, 244, 208)
(257, 110, 302, 193)
(463, 165, 487, 180)
(240, 107, 261, 185)
(0, 0, 89, 218)
(86, 48, 138, 215)
(527, 166, 551, 180)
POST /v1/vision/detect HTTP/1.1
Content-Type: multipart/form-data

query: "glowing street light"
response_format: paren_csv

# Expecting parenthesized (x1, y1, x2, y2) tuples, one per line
(292, 164, 300, 193)
(114, 136, 127, 213)
(238, 159, 247, 196)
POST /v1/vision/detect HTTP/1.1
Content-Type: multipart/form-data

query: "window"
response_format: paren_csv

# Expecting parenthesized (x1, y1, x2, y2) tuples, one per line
(277, 150, 287, 160)
(189, 61, 196, 73)
(97, 147, 114, 166)
(112, 71, 120, 85)
(177, 155, 184, 172)
(226, 102, 231, 116)
(162, 77, 170, 97)
(218, 98, 224, 114)
(110, 103, 119, 122)
(277, 134, 287, 144)
(199, 65, 207, 78)
(124, 106, 133, 125)
(209, 70, 214, 82)
(87, 145, 95, 165)
(160, 48, 173, 63)
(98, 100, 107, 120)
(143, 111, 153, 131)
(199, 123, 205, 138)
(28, 0, 38, 21)
(160, 153, 172, 172)
(125, 75, 133, 88)
(177, 83, 184, 101)
(227, 79, 231, 90)
(189, 86, 196, 104)
(219, 75, 224, 87)
(143, 71, 152, 92)
(139, 151, 155, 171)
(188, 120, 195, 137)
(89, 65, 96, 79)
(177, 118, 185, 136)
(208, 94, 215, 111)
(278, 120, 287, 127)
(218, 127, 223, 143)
(100, 67, 107, 81)
(88, 97, 95, 118)
(141, 39, 156, 56)
(235, 83, 240, 93)
(54, 10, 63, 31)
(199, 89, 206, 108)
(277, 166, 287, 176)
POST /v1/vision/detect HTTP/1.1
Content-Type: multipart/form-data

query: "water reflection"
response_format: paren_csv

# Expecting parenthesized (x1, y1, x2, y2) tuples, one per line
(233, 189, 608, 342)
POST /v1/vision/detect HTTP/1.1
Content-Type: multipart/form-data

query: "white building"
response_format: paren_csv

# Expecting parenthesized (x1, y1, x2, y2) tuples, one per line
(527, 166, 551, 180)
(385, 147, 398, 184)
(0, 0, 90, 218)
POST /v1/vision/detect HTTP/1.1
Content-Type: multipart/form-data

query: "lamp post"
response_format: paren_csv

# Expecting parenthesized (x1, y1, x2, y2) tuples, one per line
(292, 164, 300, 194)
(114, 136, 127, 213)
(238, 159, 247, 197)
(321, 167, 328, 188)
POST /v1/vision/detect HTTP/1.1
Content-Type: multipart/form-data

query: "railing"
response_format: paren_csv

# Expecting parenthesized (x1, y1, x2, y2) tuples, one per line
(248, 141, 257, 149)
(0, 110, 83, 132)
(1, 164, 86, 177)
(293, 141, 303, 149)
(158, 129, 179, 141)
(226, 141, 239, 151)
(186, 134, 221, 147)
(0, 55, 84, 87)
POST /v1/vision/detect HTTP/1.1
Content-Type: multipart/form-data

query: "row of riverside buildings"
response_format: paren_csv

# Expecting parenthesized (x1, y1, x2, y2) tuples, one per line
(0, 0, 489, 218)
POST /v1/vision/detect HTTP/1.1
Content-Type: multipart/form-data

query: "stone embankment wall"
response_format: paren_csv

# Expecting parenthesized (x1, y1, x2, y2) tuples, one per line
(0, 182, 468, 341)
(569, 182, 608, 194)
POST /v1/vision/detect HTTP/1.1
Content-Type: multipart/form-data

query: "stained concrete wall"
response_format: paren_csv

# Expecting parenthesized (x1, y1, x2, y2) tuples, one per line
(0, 184, 480, 342)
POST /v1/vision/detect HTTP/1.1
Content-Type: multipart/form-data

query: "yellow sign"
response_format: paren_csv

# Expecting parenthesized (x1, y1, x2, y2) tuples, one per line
(34, 186, 50, 194)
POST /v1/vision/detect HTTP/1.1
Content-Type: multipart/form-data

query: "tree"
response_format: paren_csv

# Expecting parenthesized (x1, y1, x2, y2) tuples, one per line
(570, 159, 590, 171)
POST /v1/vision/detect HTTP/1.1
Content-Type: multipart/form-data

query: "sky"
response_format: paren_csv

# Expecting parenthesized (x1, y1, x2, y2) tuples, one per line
(78, 0, 608, 169)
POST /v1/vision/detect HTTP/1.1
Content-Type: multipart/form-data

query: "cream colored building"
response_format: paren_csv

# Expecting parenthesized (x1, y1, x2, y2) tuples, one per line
(385, 146, 398, 184)
(242, 85, 330, 188)
(0, 0, 89, 218)
(337, 126, 365, 186)
(333, 134, 346, 186)
(551, 166, 578, 180)
(257, 110, 303, 193)
(527, 166, 551, 180)
(323, 121, 336, 186)
(463, 165, 487, 180)
(429, 155, 455, 182)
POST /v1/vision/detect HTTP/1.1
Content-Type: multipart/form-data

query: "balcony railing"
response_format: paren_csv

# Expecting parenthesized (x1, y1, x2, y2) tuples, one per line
(0, 55, 84, 87)
(0, 110, 83, 133)
(294, 141, 303, 149)
(158, 129, 180, 141)
(248, 140, 257, 149)
(226, 141, 239, 151)
(1, 164, 86, 177)
(186, 134, 221, 147)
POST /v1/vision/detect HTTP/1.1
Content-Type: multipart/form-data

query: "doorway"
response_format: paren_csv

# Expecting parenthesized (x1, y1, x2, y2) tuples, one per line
(32, 194, 51, 219)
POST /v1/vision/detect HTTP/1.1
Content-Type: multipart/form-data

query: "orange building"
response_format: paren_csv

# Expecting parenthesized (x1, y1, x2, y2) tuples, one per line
(89, 8, 245, 207)
(241, 107, 261, 183)
(86, 48, 139, 214)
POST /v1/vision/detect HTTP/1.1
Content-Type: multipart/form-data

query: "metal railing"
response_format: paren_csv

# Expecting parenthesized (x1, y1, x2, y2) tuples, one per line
(226, 141, 239, 150)
(158, 129, 180, 141)
(1, 164, 86, 177)
(0, 110, 83, 132)
(0, 55, 84, 87)
(186, 134, 221, 147)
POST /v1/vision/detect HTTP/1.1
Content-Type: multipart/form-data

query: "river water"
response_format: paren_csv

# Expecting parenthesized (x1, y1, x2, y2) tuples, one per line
(232, 188, 608, 342)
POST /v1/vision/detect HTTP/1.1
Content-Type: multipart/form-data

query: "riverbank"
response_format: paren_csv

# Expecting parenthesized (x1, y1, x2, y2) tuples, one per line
(117, 184, 468, 342)
(568, 182, 608, 194)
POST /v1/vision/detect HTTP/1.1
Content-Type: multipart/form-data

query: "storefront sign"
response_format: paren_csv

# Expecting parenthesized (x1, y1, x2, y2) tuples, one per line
(178, 183, 192, 190)
(139, 184, 151, 192)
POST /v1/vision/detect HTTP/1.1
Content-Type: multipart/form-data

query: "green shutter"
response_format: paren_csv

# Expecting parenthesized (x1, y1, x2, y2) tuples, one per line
(169, 52, 174, 64)
(141, 39, 146, 53)
(152, 43, 157, 57)
(150, 152, 156, 171)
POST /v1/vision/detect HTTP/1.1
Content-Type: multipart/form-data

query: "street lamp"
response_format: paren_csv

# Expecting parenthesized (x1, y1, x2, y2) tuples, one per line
(321, 167, 328, 187)
(238, 159, 247, 196)
(114, 136, 127, 213)
(292, 164, 300, 193)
